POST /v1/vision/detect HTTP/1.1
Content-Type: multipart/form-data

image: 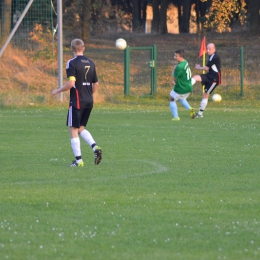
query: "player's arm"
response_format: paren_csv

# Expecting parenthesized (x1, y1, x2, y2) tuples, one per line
(92, 82, 99, 93)
(172, 76, 177, 85)
(51, 78, 75, 97)
(195, 64, 209, 71)
(172, 65, 178, 85)
(172, 65, 177, 75)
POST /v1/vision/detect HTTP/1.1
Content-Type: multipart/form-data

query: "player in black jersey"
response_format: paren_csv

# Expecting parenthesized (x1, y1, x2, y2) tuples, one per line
(192, 43, 221, 118)
(51, 39, 102, 166)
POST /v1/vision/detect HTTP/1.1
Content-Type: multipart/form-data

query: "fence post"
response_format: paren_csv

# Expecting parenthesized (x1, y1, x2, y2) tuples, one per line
(124, 46, 130, 95)
(149, 45, 157, 95)
(150, 46, 154, 95)
(240, 46, 244, 97)
(57, 0, 63, 101)
(152, 44, 157, 95)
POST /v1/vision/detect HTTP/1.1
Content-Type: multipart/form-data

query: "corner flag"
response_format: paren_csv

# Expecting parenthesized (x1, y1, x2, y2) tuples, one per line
(199, 37, 206, 58)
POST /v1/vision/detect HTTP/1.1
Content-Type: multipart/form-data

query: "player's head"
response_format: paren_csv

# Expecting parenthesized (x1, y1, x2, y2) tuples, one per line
(71, 39, 85, 53)
(207, 43, 216, 55)
(174, 49, 185, 62)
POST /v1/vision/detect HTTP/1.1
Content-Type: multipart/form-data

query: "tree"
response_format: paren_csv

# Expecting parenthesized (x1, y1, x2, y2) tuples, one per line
(159, 0, 168, 34)
(63, 0, 127, 42)
(0, 2, 2, 42)
(1, 0, 12, 44)
(204, 0, 247, 33)
(81, 0, 91, 43)
(193, 0, 211, 32)
(132, 0, 159, 33)
(132, 0, 140, 31)
(248, 0, 260, 34)
(142, 0, 149, 26)
(152, 0, 160, 33)
(176, 0, 192, 33)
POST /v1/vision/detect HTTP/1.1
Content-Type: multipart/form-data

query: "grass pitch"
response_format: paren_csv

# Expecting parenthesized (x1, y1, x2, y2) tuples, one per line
(0, 101, 259, 260)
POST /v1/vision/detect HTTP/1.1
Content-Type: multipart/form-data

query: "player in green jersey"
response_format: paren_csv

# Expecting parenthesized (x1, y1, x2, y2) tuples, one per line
(169, 49, 195, 121)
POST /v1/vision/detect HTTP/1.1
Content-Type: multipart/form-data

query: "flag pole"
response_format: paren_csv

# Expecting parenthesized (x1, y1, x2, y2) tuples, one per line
(202, 50, 206, 93)
(199, 37, 206, 93)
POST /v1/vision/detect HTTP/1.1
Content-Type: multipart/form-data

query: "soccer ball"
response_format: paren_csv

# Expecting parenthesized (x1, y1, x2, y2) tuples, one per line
(212, 93, 222, 102)
(115, 38, 127, 50)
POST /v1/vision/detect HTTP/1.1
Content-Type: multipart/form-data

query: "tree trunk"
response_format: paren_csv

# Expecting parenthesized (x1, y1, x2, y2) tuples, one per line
(248, 0, 260, 34)
(132, 0, 140, 32)
(181, 0, 192, 33)
(159, 0, 168, 34)
(194, 0, 200, 31)
(0, 2, 2, 41)
(152, 0, 159, 33)
(177, 0, 182, 33)
(142, 0, 148, 23)
(1, 0, 12, 44)
(81, 0, 91, 43)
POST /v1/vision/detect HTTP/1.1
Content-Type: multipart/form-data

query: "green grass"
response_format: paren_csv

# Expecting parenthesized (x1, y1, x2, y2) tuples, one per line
(0, 101, 260, 260)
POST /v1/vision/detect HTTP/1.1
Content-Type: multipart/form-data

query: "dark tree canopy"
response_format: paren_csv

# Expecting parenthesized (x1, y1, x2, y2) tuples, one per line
(248, 0, 260, 34)
(1, 0, 259, 46)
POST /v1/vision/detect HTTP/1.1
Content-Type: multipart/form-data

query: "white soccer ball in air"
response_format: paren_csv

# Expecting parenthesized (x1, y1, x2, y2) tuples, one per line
(212, 93, 222, 102)
(115, 38, 127, 50)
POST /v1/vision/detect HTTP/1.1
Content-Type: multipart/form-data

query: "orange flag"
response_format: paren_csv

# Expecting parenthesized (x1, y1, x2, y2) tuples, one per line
(199, 37, 206, 58)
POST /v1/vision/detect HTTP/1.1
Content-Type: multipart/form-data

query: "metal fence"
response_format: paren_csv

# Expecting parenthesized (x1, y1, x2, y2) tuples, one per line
(0, 0, 54, 51)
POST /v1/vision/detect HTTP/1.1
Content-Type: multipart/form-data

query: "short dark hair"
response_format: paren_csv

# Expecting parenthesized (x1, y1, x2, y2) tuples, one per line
(175, 49, 185, 58)
(71, 39, 85, 52)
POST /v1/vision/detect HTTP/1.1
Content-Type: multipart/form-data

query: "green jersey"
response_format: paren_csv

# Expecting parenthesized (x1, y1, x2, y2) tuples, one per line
(173, 59, 192, 94)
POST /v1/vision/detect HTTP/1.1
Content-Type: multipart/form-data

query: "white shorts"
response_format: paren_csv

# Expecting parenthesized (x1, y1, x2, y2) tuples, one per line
(170, 90, 190, 101)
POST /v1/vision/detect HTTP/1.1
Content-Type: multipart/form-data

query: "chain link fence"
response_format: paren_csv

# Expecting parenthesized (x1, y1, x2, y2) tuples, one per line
(0, 0, 55, 50)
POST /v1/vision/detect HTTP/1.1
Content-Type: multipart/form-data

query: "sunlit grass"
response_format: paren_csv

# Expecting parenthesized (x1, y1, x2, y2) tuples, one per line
(0, 103, 259, 259)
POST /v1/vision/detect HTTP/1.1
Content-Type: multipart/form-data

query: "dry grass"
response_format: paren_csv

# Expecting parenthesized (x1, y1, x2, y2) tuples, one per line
(0, 47, 57, 105)
(1, 32, 260, 106)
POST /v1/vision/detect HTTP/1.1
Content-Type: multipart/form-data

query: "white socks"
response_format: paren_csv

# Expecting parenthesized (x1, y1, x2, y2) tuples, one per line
(199, 98, 208, 115)
(71, 137, 82, 162)
(71, 130, 97, 163)
(80, 129, 96, 151)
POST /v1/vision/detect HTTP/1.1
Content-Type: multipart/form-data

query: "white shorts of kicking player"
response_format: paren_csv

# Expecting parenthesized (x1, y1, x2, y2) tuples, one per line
(170, 90, 190, 101)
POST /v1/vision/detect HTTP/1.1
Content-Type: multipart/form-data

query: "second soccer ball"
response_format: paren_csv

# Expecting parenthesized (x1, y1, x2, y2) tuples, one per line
(212, 93, 222, 102)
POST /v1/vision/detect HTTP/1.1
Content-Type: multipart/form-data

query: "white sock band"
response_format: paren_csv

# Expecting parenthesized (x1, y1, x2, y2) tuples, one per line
(200, 98, 208, 112)
(71, 137, 81, 157)
(80, 129, 95, 147)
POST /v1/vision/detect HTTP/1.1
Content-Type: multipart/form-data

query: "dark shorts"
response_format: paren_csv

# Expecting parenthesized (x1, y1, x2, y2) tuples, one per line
(200, 74, 220, 94)
(66, 106, 92, 128)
